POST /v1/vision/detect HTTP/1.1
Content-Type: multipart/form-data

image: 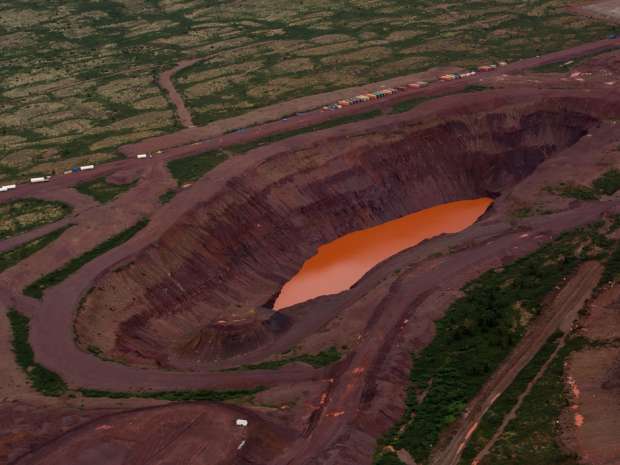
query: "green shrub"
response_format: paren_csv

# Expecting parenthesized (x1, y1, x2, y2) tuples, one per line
(459, 333, 562, 464)
(167, 150, 227, 186)
(159, 189, 177, 204)
(24, 218, 149, 298)
(75, 176, 138, 203)
(79, 386, 264, 402)
(0, 225, 72, 273)
(0, 198, 72, 240)
(592, 169, 620, 196)
(7, 309, 67, 396)
(377, 225, 595, 463)
(545, 183, 599, 200)
(478, 337, 588, 465)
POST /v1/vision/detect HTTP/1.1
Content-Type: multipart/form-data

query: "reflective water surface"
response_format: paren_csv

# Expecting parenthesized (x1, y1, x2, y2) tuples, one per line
(274, 198, 492, 309)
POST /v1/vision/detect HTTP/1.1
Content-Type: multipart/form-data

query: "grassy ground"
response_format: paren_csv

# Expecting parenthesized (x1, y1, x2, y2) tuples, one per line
(373, 222, 608, 465)
(0, 224, 72, 273)
(7, 309, 67, 396)
(0, 198, 72, 240)
(75, 176, 138, 203)
(459, 333, 563, 465)
(477, 337, 589, 465)
(1, 0, 614, 181)
(158, 189, 177, 204)
(23, 218, 148, 298)
(545, 169, 620, 201)
(79, 386, 264, 402)
(167, 150, 227, 185)
(223, 347, 341, 371)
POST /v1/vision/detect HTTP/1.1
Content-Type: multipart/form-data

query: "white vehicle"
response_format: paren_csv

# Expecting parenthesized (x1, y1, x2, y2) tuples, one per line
(1, 184, 16, 190)
(80, 165, 95, 171)
(136, 154, 148, 159)
(235, 419, 248, 427)
(30, 176, 51, 183)
(0, 187, 8, 192)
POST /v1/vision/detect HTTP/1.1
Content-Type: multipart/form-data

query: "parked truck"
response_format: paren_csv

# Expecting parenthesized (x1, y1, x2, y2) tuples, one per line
(80, 165, 94, 171)
(30, 176, 51, 183)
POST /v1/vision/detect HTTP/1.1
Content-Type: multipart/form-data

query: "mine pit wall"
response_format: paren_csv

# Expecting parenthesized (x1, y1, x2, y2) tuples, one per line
(76, 96, 604, 367)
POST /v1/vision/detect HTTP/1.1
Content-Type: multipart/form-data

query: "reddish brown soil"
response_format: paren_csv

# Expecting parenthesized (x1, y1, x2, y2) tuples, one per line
(159, 58, 201, 128)
(76, 92, 610, 370)
(561, 283, 620, 465)
(10, 402, 294, 465)
(1, 41, 620, 465)
(122, 38, 620, 157)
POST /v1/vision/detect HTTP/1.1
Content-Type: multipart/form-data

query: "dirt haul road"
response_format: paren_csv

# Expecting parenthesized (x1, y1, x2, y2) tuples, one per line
(0, 37, 617, 206)
(126, 37, 620, 157)
(0, 38, 619, 465)
(270, 212, 616, 465)
(430, 261, 603, 465)
(2, 108, 617, 392)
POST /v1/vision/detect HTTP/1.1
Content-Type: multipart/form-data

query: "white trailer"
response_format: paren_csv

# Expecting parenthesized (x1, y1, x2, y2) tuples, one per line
(30, 176, 51, 183)
(80, 165, 95, 171)
(1, 184, 16, 190)
(136, 154, 148, 159)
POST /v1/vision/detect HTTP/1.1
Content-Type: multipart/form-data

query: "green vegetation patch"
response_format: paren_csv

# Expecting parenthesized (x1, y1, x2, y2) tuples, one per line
(592, 169, 620, 196)
(459, 332, 562, 465)
(228, 109, 383, 154)
(0, 198, 72, 240)
(374, 224, 598, 464)
(23, 218, 149, 299)
(79, 386, 264, 402)
(546, 169, 620, 201)
(159, 189, 177, 204)
(545, 182, 599, 201)
(75, 176, 138, 203)
(0, 224, 72, 273)
(531, 46, 620, 73)
(7, 309, 67, 396)
(224, 346, 341, 371)
(167, 150, 227, 186)
(391, 85, 489, 114)
(600, 234, 620, 285)
(478, 337, 589, 465)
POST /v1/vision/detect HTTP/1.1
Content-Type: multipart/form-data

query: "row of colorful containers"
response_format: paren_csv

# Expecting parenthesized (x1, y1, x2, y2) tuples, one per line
(322, 61, 508, 111)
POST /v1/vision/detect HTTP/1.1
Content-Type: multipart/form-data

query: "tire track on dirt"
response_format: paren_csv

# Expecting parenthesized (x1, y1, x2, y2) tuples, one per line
(431, 261, 602, 465)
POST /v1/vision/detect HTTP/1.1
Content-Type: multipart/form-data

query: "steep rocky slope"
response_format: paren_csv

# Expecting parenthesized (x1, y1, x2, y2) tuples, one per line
(75, 94, 605, 368)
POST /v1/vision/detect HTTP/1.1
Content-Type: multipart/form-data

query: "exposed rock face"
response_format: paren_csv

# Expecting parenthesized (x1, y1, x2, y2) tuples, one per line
(75, 96, 602, 368)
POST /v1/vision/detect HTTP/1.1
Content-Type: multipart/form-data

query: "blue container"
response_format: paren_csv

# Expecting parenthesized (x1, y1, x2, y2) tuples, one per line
(71, 167, 80, 173)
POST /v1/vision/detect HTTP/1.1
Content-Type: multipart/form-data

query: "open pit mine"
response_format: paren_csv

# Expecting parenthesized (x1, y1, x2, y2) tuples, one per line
(1, 13, 620, 465)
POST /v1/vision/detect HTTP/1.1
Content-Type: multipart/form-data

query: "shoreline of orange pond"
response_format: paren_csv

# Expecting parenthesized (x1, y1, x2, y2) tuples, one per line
(274, 198, 493, 310)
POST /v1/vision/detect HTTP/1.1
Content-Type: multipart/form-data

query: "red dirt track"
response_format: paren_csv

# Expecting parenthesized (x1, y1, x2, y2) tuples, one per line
(2, 38, 620, 465)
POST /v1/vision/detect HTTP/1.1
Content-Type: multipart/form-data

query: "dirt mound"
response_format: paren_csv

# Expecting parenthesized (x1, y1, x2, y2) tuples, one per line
(75, 93, 609, 369)
(13, 403, 293, 465)
(177, 308, 292, 362)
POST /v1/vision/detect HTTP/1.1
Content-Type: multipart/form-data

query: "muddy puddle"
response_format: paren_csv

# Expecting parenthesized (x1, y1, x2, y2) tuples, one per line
(274, 198, 492, 309)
